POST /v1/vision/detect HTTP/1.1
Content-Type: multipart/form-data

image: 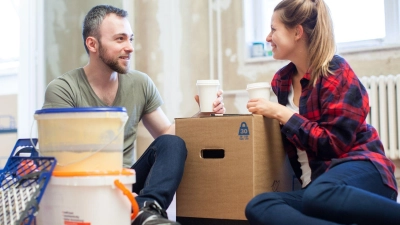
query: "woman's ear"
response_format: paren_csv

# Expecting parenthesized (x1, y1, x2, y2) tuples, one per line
(85, 36, 98, 53)
(294, 25, 304, 41)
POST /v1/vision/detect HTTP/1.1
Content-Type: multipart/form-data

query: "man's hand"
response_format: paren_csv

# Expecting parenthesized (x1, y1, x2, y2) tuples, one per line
(194, 90, 225, 117)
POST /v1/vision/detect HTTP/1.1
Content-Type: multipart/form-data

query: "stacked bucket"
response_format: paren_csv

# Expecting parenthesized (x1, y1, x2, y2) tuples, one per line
(34, 107, 138, 225)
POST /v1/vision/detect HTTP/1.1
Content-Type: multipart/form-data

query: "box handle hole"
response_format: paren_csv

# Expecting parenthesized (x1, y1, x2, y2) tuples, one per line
(201, 149, 225, 159)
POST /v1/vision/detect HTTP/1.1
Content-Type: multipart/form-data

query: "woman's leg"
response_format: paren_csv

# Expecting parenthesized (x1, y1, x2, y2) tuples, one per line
(131, 134, 187, 209)
(245, 160, 399, 225)
(302, 160, 399, 225)
(245, 189, 344, 225)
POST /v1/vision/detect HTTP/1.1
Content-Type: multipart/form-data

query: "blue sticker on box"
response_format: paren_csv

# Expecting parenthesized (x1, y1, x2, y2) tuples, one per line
(238, 122, 249, 140)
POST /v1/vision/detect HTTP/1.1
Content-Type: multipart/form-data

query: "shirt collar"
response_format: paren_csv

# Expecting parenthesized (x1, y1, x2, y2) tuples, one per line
(279, 62, 311, 81)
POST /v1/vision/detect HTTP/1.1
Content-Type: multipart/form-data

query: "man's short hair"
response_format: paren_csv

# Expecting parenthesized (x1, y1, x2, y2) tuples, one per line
(82, 5, 128, 54)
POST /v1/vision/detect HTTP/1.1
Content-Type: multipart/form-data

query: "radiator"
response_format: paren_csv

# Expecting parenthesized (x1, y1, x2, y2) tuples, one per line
(360, 75, 400, 160)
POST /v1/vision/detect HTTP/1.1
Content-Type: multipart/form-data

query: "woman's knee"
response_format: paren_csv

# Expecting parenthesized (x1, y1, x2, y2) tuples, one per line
(245, 192, 280, 221)
(302, 182, 336, 215)
(245, 195, 259, 219)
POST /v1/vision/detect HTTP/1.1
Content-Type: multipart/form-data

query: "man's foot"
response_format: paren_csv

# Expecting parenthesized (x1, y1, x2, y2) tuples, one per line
(131, 201, 180, 225)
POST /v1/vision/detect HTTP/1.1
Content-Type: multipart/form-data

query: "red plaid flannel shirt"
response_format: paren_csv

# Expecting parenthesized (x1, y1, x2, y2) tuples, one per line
(272, 55, 397, 192)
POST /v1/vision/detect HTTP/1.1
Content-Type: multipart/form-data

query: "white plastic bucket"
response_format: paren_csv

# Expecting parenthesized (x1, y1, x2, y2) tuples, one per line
(36, 169, 138, 225)
(34, 107, 128, 172)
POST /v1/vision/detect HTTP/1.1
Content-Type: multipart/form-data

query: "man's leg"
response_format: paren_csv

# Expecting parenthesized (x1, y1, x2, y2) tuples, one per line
(131, 134, 187, 209)
(131, 135, 186, 225)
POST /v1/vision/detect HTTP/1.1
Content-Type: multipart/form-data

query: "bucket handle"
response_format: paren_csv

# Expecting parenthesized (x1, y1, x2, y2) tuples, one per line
(114, 179, 140, 220)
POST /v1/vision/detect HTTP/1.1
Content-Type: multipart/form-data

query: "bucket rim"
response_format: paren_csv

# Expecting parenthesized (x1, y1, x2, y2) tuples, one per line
(35, 107, 127, 114)
(52, 168, 135, 177)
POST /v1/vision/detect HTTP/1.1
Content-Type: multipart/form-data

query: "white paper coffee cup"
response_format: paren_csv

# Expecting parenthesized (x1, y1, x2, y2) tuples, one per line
(246, 82, 271, 100)
(196, 80, 220, 112)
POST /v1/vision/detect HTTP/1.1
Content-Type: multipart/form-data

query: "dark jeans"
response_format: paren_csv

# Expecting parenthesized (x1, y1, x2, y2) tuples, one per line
(131, 134, 187, 209)
(245, 160, 399, 225)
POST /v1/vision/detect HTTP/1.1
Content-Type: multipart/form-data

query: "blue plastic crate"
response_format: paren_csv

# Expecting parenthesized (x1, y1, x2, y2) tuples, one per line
(0, 139, 56, 225)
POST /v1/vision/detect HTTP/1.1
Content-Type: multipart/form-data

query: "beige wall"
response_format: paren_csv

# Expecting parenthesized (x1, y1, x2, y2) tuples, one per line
(343, 48, 400, 76)
(133, 0, 400, 114)
(132, 1, 400, 153)
(39, 0, 400, 160)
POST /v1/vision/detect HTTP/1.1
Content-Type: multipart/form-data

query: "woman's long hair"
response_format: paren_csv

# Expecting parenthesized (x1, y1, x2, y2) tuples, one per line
(274, 0, 336, 86)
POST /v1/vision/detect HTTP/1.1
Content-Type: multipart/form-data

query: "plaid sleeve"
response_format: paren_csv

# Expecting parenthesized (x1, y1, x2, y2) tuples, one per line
(282, 62, 370, 159)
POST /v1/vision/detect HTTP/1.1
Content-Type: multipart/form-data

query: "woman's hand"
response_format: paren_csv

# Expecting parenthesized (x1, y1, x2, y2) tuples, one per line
(247, 98, 294, 124)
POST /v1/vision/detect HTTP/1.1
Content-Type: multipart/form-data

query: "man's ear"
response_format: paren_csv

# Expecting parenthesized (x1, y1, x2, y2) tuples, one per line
(86, 36, 98, 53)
(294, 25, 304, 41)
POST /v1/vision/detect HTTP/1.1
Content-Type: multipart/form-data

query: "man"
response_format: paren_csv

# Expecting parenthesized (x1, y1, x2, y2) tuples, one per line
(42, 5, 225, 225)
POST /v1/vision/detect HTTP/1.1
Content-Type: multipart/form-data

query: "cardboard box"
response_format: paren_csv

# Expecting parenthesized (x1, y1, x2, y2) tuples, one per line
(175, 114, 298, 223)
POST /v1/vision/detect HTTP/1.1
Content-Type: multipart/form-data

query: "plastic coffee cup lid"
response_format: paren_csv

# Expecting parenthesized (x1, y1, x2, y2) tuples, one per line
(246, 82, 270, 90)
(196, 80, 220, 85)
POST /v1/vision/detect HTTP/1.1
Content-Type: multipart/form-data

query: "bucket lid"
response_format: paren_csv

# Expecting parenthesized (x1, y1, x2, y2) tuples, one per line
(196, 80, 220, 85)
(246, 82, 271, 90)
(35, 107, 127, 114)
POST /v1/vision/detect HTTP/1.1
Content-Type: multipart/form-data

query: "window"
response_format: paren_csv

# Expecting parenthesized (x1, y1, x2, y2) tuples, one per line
(0, 0, 20, 95)
(245, 0, 400, 59)
(327, 0, 385, 43)
(0, 0, 20, 62)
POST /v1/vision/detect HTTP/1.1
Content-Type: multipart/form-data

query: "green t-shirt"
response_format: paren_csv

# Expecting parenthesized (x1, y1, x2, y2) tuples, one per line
(42, 68, 163, 167)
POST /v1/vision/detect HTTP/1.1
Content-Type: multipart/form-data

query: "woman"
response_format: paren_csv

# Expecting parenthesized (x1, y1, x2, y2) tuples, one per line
(245, 0, 400, 224)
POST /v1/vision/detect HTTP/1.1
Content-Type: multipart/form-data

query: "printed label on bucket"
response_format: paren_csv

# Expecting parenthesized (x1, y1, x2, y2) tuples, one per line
(63, 211, 91, 225)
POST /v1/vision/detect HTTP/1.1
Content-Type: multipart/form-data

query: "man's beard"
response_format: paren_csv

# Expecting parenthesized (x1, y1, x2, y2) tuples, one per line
(99, 43, 129, 74)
